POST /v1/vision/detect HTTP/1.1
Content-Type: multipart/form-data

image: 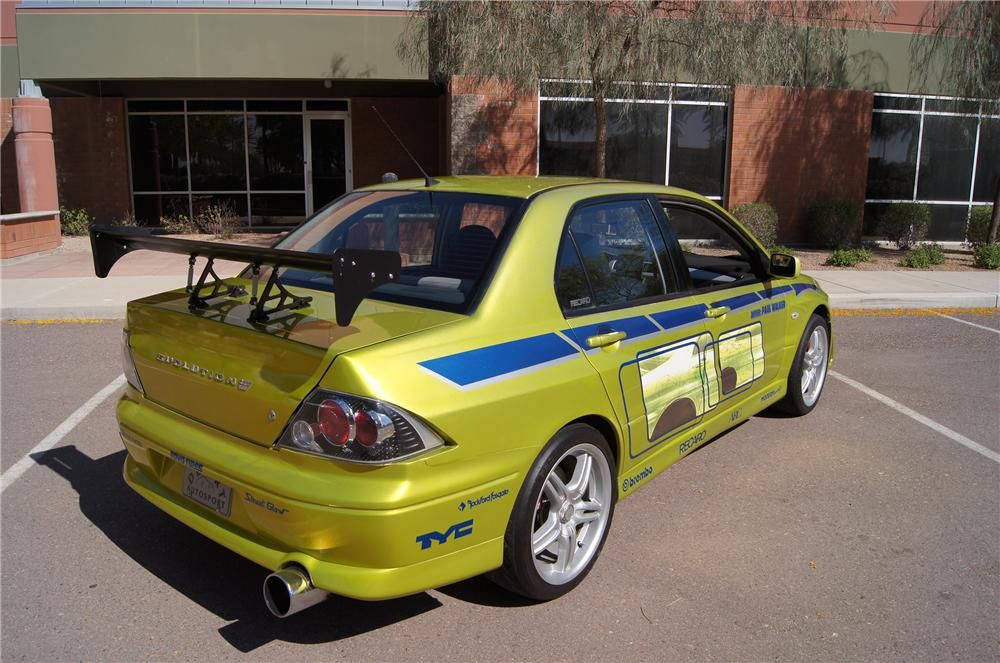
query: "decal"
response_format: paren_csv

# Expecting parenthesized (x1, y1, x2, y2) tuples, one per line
(170, 451, 203, 473)
(792, 282, 818, 296)
(569, 296, 592, 308)
(416, 519, 474, 550)
(244, 492, 289, 516)
(418, 333, 577, 390)
(730, 408, 743, 422)
(761, 387, 780, 402)
(621, 466, 653, 493)
(458, 489, 509, 511)
(678, 430, 707, 456)
(751, 299, 786, 319)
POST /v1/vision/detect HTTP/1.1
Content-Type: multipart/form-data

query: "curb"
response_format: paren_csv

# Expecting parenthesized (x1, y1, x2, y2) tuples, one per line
(2, 306, 126, 321)
(828, 293, 1000, 310)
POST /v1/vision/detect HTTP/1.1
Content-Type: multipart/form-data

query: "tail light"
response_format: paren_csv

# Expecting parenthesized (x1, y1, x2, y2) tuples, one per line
(276, 389, 444, 464)
(122, 330, 144, 394)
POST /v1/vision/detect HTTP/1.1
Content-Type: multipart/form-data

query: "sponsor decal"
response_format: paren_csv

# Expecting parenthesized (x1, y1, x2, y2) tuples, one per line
(621, 466, 653, 493)
(751, 299, 786, 319)
(761, 387, 781, 402)
(155, 353, 252, 391)
(416, 519, 474, 550)
(730, 408, 743, 422)
(170, 451, 203, 473)
(244, 491, 289, 516)
(678, 430, 707, 456)
(458, 489, 509, 512)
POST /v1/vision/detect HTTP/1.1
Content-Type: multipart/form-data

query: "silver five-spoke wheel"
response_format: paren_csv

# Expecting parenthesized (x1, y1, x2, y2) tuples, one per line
(531, 443, 612, 585)
(800, 324, 829, 407)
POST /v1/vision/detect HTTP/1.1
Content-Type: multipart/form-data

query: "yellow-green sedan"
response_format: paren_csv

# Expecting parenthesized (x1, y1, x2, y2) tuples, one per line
(93, 176, 832, 617)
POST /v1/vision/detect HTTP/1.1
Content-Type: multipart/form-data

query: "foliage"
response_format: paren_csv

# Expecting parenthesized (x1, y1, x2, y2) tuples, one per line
(730, 202, 778, 248)
(900, 243, 946, 269)
(877, 202, 931, 250)
(160, 214, 199, 234)
(910, 1, 999, 101)
(196, 204, 241, 239)
(806, 199, 860, 248)
(769, 245, 797, 256)
(966, 206, 994, 248)
(825, 247, 873, 267)
(972, 243, 1000, 270)
(399, 1, 888, 177)
(59, 208, 93, 236)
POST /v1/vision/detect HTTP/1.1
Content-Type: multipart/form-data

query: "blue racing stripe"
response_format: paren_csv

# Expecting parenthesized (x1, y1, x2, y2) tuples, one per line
(561, 315, 659, 347)
(711, 291, 762, 311)
(792, 283, 818, 296)
(649, 303, 708, 331)
(419, 333, 578, 387)
(757, 284, 794, 299)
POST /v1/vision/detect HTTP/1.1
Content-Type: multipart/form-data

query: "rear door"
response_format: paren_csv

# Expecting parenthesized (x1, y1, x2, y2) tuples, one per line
(556, 196, 714, 465)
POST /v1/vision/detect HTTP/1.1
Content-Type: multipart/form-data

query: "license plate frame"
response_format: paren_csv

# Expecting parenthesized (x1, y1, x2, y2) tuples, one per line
(182, 467, 233, 517)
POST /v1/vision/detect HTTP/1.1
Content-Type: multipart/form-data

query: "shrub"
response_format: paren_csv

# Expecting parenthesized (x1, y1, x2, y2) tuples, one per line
(900, 242, 945, 269)
(973, 243, 1000, 270)
(60, 207, 92, 236)
(196, 203, 241, 239)
(769, 244, 797, 256)
(730, 202, 778, 248)
(807, 199, 860, 248)
(160, 214, 199, 234)
(966, 205, 994, 247)
(825, 247, 873, 267)
(878, 202, 930, 249)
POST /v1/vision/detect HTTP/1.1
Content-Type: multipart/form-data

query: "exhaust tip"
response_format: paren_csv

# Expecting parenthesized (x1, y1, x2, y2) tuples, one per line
(263, 566, 329, 618)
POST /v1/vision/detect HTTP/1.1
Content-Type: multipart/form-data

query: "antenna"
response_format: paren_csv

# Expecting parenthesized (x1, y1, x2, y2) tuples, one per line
(371, 105, 439, 188)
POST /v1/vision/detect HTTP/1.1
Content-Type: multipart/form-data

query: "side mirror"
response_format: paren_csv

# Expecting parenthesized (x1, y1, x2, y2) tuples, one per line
(768, 252, 800, 278)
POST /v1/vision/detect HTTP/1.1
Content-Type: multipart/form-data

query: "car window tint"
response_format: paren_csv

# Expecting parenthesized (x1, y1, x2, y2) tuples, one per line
(564, 200, 668, 309)
(555, 236, 593, 310)
(661, 205, 756, 289)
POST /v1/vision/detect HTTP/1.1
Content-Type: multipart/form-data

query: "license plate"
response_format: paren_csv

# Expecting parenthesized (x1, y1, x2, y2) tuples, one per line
(182, 467, 233, 517)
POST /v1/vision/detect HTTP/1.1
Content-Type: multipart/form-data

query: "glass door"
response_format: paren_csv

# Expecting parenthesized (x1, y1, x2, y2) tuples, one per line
(304, 113, 352, 214)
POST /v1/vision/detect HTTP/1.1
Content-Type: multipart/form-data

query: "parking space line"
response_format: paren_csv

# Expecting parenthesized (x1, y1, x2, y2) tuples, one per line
(927, 310, 1000, 335)
(829, 370, 1000, 464)
(0, 375, 126, 493)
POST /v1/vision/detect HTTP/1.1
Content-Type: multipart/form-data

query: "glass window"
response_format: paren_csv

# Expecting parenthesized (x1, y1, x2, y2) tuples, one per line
(916, 115, 977, 201)
(247, 100, 302, 112)
(564, 200, 669, 308)
(669, 105, 727, 197)
(250, 194, 306, 225)
(555, 237, 592, 311)
(127, 100, 183, 113)
(662, 205, 757, 289)
(248, 114, 304, 191)
(540, 100, 596, 177)
(191, 193, 248, 221)
(926, 205, 970, 241)
(133, 194, 190, 224)
(305, 100, 348, 111)
(188, 114, 247, 191)
(127, 115, 188, 192)
(974, 118, 999, 202)
(187, 100, 244, 112)
(872, 96, 921, 111)
(925, 98, 980, 114)
(866, 113, 920, 199)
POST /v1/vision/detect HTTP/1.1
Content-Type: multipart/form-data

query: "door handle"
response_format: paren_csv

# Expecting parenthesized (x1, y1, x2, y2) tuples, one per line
(586, 330, 626, 349)
(705, 306, 730, 319)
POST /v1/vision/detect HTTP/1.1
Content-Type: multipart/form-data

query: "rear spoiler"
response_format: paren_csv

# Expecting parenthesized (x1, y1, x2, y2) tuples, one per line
(90, 225, 401, 327)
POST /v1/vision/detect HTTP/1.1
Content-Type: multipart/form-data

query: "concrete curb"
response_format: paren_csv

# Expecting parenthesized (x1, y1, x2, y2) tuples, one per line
(2, 306, 126, 321)
(828, 293, 1000, 310)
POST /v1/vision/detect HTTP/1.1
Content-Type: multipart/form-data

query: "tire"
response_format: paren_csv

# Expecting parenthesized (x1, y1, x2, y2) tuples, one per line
(774, 313, 830, 416)
(489, 423, 617, 601)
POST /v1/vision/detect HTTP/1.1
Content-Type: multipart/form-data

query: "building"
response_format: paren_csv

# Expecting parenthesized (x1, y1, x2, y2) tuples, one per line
(1, 0, 996, 258)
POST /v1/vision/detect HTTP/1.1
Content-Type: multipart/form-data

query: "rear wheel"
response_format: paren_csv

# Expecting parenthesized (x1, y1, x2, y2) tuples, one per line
(490, 424, 616, 601)
(774, 313, 830, 415)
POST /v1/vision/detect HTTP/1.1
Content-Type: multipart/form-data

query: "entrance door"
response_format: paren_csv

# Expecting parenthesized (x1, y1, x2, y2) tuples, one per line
(304, 113, 352, 215)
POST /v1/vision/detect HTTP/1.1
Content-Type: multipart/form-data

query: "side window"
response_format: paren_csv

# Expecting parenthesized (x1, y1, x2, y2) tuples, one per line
(556, 199, 675, 312)
(661, 205, 758, 289)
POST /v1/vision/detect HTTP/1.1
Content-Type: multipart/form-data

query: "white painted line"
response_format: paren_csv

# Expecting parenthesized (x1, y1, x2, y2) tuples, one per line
(928, 311, 1000, 335)
(829, 370, 1000, 464)
(0, 374, 126, 493)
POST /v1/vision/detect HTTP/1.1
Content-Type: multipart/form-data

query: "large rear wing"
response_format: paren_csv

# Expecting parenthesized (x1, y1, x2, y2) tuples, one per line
(89, 225, 401, 327)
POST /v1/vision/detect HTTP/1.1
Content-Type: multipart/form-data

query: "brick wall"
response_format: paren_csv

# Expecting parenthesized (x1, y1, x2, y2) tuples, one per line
(50, 97, 131, 223)
(448, 76, 537, 175)
(351, 96, 444, 188)
(727, 85, 874, 242)
(1, 97, 18, 214)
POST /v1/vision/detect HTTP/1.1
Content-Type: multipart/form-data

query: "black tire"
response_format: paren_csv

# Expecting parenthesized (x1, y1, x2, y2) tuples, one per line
(773, 313, 830, 416)
(489, 423, 617, 601)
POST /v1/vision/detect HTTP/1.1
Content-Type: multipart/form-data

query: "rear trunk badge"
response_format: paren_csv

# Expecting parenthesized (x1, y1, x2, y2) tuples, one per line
(155, 353, 253, 391)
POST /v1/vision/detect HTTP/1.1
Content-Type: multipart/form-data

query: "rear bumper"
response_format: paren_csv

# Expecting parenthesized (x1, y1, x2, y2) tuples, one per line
(117, 392, 522, 601)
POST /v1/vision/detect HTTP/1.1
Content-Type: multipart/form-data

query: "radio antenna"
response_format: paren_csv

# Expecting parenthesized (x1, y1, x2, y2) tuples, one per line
(371, 105, 439, 188)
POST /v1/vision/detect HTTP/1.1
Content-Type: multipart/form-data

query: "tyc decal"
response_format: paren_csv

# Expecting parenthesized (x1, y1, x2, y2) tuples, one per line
(458, 489, 509, 512)
(415, 520, 474, 550)
(621, 466, 653, 493)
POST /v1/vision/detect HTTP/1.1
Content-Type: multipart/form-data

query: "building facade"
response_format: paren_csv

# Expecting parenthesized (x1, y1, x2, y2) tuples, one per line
(0, 0, 996, 257)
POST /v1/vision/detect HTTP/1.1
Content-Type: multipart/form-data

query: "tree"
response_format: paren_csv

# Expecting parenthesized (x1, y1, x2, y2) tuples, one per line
(911, 1, 1000, 242)
(398, 0, 887, 178)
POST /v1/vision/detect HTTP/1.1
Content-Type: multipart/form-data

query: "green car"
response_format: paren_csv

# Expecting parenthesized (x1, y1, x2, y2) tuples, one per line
(94, 176, 831, 617)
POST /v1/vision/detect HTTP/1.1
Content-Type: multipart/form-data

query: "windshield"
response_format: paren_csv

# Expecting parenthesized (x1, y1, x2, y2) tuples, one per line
(274, 190, 524, 312)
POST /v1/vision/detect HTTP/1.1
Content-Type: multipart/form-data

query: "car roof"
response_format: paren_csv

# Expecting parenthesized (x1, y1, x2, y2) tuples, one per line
(356, 175, 714, 204)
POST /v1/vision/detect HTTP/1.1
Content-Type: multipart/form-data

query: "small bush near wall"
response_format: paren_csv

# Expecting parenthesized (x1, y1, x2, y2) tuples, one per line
(729, 203, 778, 248)
(770, 244, 797, 256)
(825, 247, 873, 267)
(966, 206, 994, 247)
(878, 203, 930, 250)
(973, 243, 1000, 270)
(900, 242, 945, 269)
(60, 208, 93, 236)
(806, 199, 859, 248)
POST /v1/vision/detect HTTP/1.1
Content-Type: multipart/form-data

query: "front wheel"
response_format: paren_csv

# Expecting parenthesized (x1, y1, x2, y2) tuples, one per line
(489, 424, 616, 601)
(774, 313, 830, 416)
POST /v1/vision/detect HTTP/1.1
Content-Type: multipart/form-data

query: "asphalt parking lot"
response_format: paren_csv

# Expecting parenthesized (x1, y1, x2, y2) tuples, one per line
(1, 310, 998, 662)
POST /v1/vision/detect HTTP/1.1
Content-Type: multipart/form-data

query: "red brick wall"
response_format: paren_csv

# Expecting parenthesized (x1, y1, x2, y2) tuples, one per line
(351, 97, 443, 188)
(50, 97, 131, 222)
(448, 76, 537, 175)
(727, 85, 873, 242)
(1, 97, 18, 214)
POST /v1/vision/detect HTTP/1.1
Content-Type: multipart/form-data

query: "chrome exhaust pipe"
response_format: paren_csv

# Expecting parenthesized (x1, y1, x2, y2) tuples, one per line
(263, 566, 329, 618)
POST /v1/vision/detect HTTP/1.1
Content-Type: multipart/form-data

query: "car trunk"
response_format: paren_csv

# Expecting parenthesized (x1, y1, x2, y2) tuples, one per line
(125, 283, 461, 446)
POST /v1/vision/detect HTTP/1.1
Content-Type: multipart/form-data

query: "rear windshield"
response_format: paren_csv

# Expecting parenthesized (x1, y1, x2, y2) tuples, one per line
(274, 190, 523, 312)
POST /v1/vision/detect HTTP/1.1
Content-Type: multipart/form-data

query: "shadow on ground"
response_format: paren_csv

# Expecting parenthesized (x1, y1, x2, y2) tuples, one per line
(34, 445, 442, 652)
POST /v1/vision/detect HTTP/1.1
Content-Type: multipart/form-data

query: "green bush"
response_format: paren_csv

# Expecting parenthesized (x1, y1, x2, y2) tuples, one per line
(769, 244, 797, 256)
(59, 207, 92, 236)
(900, 242, 946, 269)
(160, 214, 199, 234)
(730, 202, 778, 248)
(973, 243, 1000, 270)
(825, 247, 873, 267)
(966, 206, 994, 247)
(878, 202, 930, 249)
(195, 203, 241, 239)
(807, 199, 860, 248)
